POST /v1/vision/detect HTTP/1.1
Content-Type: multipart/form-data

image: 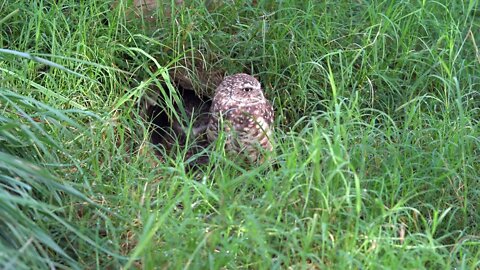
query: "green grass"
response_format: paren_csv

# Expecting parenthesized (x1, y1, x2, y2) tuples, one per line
(1, 0, 479, 269)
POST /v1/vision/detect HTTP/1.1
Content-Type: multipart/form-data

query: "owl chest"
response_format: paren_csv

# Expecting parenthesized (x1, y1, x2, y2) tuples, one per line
(219, 103, 263, 130)
(208, 97, 274, 161)
(220, 106, 271, 148)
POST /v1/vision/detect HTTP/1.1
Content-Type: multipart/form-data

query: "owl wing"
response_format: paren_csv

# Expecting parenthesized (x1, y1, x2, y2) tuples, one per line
(263, 99, 274, 126)
(207, 94, 235, 143)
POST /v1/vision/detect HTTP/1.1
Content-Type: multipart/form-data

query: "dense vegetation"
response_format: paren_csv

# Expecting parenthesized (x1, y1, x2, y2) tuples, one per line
(1, 0, 479, 269)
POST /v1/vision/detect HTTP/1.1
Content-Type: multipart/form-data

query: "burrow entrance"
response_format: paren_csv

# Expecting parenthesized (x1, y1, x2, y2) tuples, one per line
(141, 66, 224, 168)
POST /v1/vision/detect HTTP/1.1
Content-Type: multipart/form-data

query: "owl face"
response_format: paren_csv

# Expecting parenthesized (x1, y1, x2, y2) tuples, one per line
(217, 73, 264, 103)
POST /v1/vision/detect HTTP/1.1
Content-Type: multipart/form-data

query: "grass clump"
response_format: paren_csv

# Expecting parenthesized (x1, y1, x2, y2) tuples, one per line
(1, 0, 479, 269)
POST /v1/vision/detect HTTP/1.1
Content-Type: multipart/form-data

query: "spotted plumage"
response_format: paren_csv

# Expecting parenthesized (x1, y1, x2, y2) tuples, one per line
(206, 73, 274, 163)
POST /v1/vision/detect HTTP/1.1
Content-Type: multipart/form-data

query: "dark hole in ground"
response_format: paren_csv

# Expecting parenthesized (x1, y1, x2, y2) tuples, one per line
(144, 81, 212, 169)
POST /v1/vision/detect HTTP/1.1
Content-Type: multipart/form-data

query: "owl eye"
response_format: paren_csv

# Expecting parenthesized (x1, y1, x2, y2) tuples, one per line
(243, 87, 253, 92)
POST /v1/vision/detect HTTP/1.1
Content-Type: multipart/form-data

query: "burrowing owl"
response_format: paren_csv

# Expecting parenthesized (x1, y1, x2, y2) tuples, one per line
(206, 73, 274, 163)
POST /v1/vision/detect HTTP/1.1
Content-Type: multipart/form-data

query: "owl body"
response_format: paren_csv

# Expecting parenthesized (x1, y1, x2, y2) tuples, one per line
(207, 73, 274, 162)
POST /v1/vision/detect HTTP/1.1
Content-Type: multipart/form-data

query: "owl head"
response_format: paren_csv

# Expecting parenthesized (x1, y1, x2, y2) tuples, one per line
(216, 73, 265, 103)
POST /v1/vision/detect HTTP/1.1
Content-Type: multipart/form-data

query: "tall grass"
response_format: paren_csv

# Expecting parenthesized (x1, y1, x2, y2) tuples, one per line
(0, 86, 110, 269)
(1, 0, 479, 269)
